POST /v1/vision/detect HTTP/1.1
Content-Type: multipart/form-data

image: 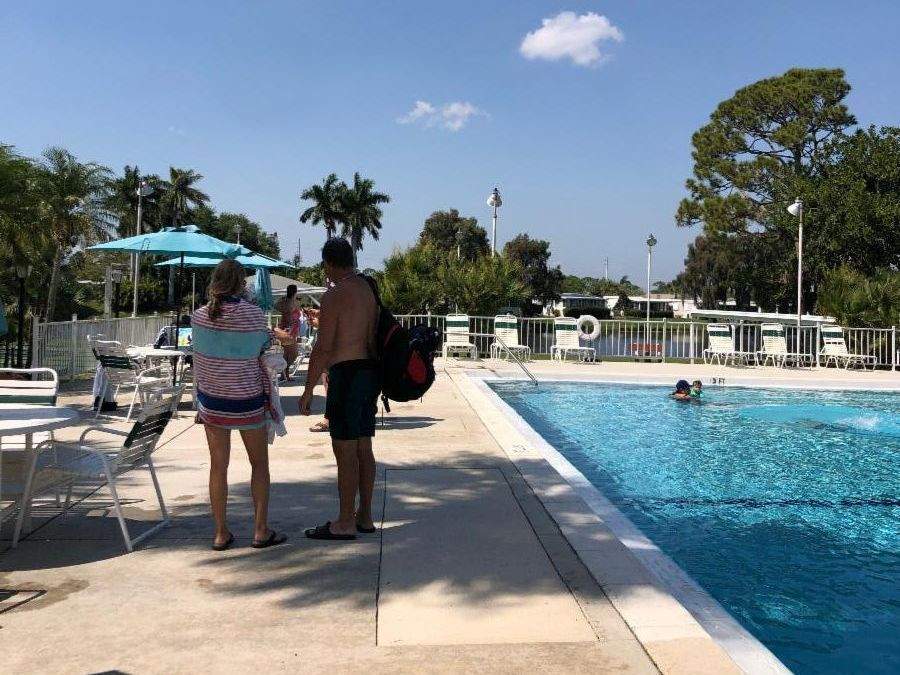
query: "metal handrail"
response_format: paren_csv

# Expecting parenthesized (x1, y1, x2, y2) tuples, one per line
(459, 330, 538, 385)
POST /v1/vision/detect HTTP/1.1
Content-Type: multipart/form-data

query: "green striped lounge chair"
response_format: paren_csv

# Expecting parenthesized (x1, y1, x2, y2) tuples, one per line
(820, 325, 876, 370)
(490, 314, 531, 361)
(550, 317, 595, 362)
(758, 323, 796, 367)
(442, 314, 477, 360)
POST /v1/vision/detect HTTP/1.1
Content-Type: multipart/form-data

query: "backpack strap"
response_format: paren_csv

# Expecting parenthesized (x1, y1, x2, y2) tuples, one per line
(358, 274, 383, 308)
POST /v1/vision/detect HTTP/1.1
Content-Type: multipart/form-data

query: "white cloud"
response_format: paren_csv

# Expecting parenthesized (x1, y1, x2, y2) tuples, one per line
(520, 11, 623, 67)
(396, 100, 486, 132)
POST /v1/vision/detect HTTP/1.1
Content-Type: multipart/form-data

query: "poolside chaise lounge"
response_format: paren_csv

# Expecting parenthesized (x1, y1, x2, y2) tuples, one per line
(820, 325, 877, 370)
(490, 314, 531, 362)
(758, 323, 807, 367)
(702, 323, 756, 366)
(550, 317, 595, 362)
(442, 314, 478, 360)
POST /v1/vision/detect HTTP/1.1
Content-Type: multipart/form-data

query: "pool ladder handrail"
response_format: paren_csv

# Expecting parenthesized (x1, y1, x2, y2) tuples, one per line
(458, 330, 538, 385)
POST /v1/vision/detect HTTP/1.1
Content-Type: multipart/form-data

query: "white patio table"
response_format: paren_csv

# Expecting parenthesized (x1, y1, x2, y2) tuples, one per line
(0, 404, 81, 530)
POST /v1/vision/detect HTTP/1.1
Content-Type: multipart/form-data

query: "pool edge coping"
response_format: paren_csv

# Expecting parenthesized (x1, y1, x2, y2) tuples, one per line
(451, 369, 793, 675)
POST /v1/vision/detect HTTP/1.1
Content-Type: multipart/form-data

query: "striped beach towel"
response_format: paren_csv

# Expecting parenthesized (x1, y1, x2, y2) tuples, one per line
(191, 297, 278, 429)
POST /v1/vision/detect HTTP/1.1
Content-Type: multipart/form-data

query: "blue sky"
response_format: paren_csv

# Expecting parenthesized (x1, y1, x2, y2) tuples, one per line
(1, 1, 897, 283)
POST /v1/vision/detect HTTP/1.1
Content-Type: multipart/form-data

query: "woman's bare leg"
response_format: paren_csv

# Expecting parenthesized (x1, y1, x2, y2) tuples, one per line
(240, 426, 271, 542)
(205, 424, 232, 546)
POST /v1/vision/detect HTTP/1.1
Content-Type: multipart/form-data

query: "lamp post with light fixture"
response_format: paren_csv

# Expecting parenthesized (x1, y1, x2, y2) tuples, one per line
(645, 234, 657, 353)
(487, 187, 502, 256)
(787, 198, 804, 354)
(132, 180, 154, 316)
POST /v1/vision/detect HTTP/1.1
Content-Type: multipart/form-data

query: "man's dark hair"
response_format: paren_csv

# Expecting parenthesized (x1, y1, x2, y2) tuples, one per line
(286, 284, 297, 298)
(321, 237, 354, 269)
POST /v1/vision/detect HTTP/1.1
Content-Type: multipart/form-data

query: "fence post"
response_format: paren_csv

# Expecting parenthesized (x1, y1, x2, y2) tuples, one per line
(69, 314, 78, 381)
(815, 324, 821, 368)
(29, 315, 39, 367)
(662, 318, 667, 362)
(689, 322, 695, 364)
(893, 326, 897, 371)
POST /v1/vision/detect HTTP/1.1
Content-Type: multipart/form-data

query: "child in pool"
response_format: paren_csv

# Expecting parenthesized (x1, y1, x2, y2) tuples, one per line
(671, 379, 692, 401)
(690, 380, 703, 399)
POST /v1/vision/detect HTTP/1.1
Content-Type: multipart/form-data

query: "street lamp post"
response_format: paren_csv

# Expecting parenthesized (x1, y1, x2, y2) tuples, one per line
(646, 234, 657, 352)
(788, 198, 804, 354)
(15, 264, 31, 368)
(132, 180, 154, 317)
(487, 187, 502, 256)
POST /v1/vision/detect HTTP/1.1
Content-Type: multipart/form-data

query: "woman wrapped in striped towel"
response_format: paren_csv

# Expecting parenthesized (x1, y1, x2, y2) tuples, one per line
(191, 259, 290, 550)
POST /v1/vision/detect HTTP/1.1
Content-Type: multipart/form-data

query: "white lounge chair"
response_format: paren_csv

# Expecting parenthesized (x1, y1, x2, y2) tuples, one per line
(758, 323, 806, 367)
(702, 324, 756, 366)
(490, 314, 531, 362)
(820, 325, 877, 370)
(442, 314, 477, 360)
(550, 317, 595, 362)
(13, 388, 183, 551)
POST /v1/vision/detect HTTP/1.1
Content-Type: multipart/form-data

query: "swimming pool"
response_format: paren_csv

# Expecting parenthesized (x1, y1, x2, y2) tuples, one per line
(489, 381, 899, 675)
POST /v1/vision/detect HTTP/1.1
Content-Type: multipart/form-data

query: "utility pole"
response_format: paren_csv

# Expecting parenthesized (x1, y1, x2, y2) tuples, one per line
(604, 257, 609, 281)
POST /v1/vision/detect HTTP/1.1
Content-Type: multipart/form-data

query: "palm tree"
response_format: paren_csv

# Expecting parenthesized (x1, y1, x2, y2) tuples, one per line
(158, 167, 209, 303)
(0, 144, 39, 261)
(35, 147, 113, 320)
(159, 167, 209, 227)
(339, 172, 390, 267)
(105, 166, 161, 238)
(299, 173, 346, 238)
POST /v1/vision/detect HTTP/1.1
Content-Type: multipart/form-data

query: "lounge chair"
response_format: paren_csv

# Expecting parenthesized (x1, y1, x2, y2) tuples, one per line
(490, 314, 531, 361)
(13, 387, 183, 551)
(702, 324, 756, 366)
(442, 314, 477, 360)
(550, 317, 595, 362)
(758, 323, 806, 367)
(820, 325, 877, 370)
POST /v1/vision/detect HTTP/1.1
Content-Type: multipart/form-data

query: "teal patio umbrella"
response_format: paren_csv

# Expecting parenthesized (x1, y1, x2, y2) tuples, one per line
(89, 225, 252, 382)
(154, 251, 294, 270)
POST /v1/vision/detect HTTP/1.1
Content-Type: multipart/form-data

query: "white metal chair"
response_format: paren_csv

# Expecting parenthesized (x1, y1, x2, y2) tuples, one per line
(820, 325, 877, 369)
(288, 333, 317, 379)
(490, 314, 531, 361)
(442, 314, 477, 360)
(93, 341, 169, 421)
(550, 317, 595, 362)
(13, 387, 183, 552)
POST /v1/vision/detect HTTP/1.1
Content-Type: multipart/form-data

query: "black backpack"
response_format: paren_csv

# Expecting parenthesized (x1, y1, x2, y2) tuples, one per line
(360, 275, 440, 412)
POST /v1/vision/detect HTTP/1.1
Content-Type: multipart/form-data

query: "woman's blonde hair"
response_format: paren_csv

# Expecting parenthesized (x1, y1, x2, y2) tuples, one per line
(207, 259, 246, 320)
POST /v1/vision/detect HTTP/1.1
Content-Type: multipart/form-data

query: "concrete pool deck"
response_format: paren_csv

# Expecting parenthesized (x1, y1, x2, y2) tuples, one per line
(2, 360, 895, 673)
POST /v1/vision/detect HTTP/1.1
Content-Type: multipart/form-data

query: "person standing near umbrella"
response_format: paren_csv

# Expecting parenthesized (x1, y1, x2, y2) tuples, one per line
(191, 259, 289, 550)
(275, 284, 301, 381)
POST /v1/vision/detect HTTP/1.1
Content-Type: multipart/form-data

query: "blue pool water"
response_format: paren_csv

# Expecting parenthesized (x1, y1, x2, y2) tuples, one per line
(490, 381, 900, 675)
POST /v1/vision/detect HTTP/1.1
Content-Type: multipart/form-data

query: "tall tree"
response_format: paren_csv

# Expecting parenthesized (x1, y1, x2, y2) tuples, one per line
(502, 234, 564, 315)
(419, 209, 489, 261)
(105, 166, 161, 238)
(300, 173, 346, 238)
(158, 167, 209, 303)
(35, 147, 113, 320)
(339, 172, 390, 267)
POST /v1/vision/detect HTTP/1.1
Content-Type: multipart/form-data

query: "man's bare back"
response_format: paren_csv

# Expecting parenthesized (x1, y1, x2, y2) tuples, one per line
(319, 273, 378, 366)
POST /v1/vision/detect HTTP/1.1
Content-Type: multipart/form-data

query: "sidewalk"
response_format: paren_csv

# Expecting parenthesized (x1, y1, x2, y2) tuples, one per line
(1, 372, 663, 674)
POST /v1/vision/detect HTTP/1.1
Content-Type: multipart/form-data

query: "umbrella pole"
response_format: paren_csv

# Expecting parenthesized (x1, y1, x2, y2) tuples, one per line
(192, 272, 196, 312)
(173, 253, 184, 385)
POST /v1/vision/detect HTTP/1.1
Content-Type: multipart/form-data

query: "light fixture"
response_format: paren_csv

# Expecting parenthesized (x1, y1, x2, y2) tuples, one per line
(487, 187, 502, 256)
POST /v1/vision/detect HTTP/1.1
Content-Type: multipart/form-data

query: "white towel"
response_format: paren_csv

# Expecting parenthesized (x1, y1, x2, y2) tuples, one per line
(92, 365, 116, 402)
(261, 353, 288, 443)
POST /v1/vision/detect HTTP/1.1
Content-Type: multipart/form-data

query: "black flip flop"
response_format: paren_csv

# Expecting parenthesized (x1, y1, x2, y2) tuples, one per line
(252, 530, 288, 549)
(212, 533, 235, 551)
(305, 521, 356, 540)
(356, 524, 377, 534)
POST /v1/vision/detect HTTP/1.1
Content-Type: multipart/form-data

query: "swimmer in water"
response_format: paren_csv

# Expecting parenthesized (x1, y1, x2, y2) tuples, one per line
(671, 379, 691, 401)
(690, 380, 703, 399)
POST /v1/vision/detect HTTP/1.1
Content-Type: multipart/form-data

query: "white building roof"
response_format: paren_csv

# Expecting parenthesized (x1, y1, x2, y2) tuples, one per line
(686, 309, 836, 326)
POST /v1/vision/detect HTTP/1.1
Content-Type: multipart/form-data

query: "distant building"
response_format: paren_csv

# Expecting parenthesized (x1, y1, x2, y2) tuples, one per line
(603, 294, 699, 318)
(547, 293, 606, 316)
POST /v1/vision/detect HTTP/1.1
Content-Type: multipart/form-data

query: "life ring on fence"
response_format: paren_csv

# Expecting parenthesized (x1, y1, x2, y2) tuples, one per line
(577, 314, 601, 341)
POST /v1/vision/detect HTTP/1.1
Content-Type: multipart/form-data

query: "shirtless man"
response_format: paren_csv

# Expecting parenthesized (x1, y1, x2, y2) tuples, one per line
(299, 238, 379, 540)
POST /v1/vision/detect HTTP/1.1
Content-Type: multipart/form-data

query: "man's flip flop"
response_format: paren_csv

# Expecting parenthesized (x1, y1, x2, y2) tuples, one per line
(356, 524, 377, 534)
(212, 533, 235, 551)
(252, 531, 288, 548)
(309, 421, 329, 432)
(305, 522, 356, 540)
